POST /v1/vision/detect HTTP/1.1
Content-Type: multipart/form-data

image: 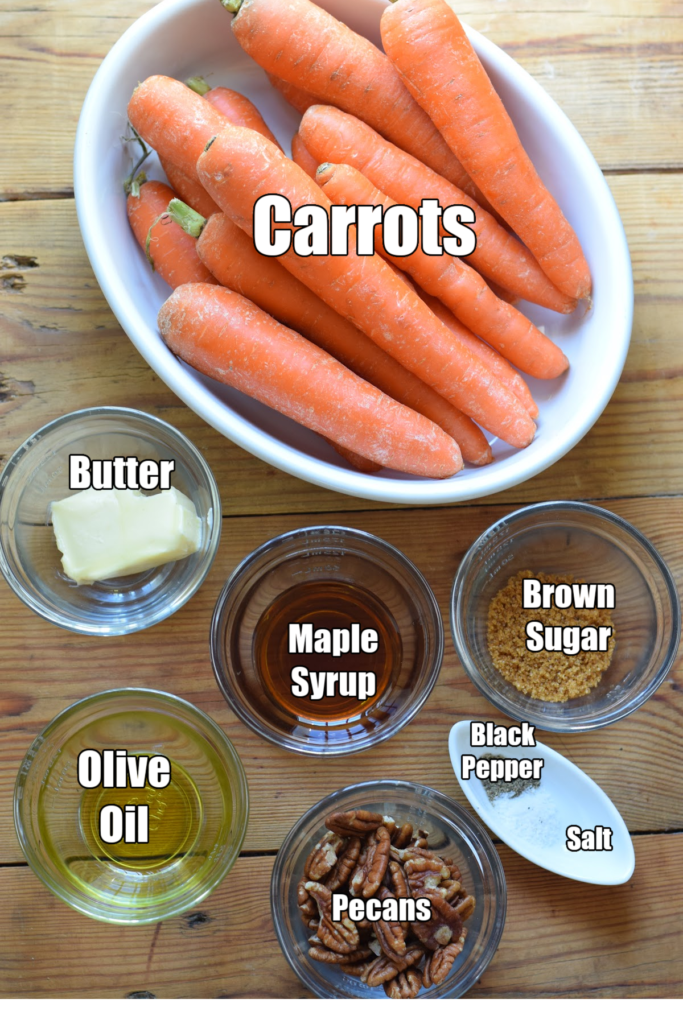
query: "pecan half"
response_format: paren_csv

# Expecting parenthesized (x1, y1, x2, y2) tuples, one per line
(391, 823, 414, 849)
(439, 877, 462, 902)
(362, 826, 391, 897)
(326, 837, 361, 892)
(405, 855, 450, 896)
(384, 967, 422, 999)
(341, 962, 371, 977)
(387, 860, 409, 898)
(305, 881, 359, 954)
(349, 832, 376, 896)
(422, 930, 467, 988)
(451, 893, 475, 921)
(373, 886, 407, 962)
(364, 945, 424, 987)
(309, 945, 373, 965)
(389, 841, 430, 863)
(304, 831, 344, 882)
(297, 878, 317, 926)
(411, 892, 464, 951)
(325, 809, 384, 838)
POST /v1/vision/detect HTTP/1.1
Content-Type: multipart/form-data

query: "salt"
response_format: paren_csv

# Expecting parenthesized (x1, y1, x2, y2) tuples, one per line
(487, 786, 564, 849)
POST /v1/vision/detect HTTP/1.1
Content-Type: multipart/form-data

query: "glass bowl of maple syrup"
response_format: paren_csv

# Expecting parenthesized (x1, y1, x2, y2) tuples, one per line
(210, 527, 444, 757)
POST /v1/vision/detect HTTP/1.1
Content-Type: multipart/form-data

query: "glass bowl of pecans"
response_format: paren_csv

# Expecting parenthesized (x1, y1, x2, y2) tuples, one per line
(270, 780, 506, 999)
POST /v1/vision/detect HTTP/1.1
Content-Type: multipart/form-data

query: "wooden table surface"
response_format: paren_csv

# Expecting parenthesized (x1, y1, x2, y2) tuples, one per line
(1, 0, 682, 1000)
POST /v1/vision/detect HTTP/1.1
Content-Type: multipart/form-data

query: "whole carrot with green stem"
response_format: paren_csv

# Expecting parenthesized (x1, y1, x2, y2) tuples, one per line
(194, 124, 536, 449)
(381, 0, 591, 300)
(186, 76, 282, 149)
(126, 179, 217, 287)
(159, 283, 464, 479)
(298, 105, 577, 315)
(221, 0, 492, 210)
(316, 161, 565, 383)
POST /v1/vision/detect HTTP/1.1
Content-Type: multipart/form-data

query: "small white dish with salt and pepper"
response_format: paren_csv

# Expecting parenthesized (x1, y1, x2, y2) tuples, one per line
(449, 720, 635, 885)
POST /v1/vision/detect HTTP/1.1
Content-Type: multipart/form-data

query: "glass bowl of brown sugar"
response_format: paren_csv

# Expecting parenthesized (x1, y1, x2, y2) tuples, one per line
(210, 526, 444, 756)
(451, 501, 680, 732)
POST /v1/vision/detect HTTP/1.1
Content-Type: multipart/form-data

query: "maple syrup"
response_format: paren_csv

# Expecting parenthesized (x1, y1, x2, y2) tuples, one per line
(254, 578, 402, 724)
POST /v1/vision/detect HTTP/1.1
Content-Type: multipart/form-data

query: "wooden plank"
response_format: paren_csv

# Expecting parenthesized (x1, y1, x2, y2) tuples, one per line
(0, 1, 682, 194)
(1, 174, 683, 513)
(1, 833, 681, 998)
(2, 497, 681, 861)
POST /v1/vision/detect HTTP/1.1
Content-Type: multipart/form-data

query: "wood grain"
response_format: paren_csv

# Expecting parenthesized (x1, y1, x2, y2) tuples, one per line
(1, 1, 682, 197)
(2, 174, 683, 514)
(1, 833, 680, 998)
(2, 498, 681, 862)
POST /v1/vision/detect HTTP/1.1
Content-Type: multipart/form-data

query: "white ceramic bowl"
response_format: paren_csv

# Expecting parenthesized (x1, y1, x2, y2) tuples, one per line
(74, 0, 632, 505)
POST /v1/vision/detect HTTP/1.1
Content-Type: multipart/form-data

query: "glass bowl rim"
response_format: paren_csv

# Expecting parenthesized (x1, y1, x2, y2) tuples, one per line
(14, 686, 249, 924)
(0, 405, 222, 636)
(210, 525, 445, 758)
(450, 499, 681, 732)
(269, 778, 507, 999)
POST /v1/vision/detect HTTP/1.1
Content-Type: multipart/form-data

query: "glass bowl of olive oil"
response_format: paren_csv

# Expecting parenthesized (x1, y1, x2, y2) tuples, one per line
(210, 526, 444, 756)
(14, 688, 248, 924)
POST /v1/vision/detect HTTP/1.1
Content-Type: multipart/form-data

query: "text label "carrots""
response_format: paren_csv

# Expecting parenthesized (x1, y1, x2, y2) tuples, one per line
(252, 194, 477, 259)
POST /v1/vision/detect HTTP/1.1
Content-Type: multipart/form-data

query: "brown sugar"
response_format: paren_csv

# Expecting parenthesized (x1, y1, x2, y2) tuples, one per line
(487, 570, 616, 702)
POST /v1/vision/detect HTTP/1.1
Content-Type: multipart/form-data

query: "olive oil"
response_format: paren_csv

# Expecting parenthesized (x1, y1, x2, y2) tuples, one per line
(254, 578, 402, 724)
(79, 758, 202, 870)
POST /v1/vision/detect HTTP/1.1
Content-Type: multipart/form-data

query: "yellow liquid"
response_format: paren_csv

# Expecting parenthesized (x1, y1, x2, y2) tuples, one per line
(79, 758, 202, 870)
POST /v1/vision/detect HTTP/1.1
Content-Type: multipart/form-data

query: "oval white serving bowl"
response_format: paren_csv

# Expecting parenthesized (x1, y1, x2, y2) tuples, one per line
(74, 0, 633, 505)
(449, 721, 635, 885)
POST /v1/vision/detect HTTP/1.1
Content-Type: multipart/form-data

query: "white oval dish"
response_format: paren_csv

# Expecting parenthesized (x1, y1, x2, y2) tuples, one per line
(449, 720, 635, 885)
(74, 0, 633, 504)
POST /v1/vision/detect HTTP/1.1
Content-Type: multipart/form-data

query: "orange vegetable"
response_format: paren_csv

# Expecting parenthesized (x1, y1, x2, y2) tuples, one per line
(299, 105, 576, 315)
(327, 440, 381, 474)
(187, 76, 282, 150)
(415, 288, 538, 419)
(128, 76, 227, 180)
(159, 283, 464, 478)
(267, 73, 318, 115)
(159, 158, 221, 218)
(291, 133, 319, 180)
(126, 180, 216, 288)
(226, 0, 489, 208)
(381, 0, 591, 300)
(196, 213, 492, 465)
(196, 127, 536, 448)
(316, 162, 566, 382)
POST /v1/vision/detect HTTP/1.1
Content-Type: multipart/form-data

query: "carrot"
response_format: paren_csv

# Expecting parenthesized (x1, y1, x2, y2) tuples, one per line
(186, 76, 282, 150)
(267, 73, 318, 115)
(299, 105, 576, 314)
(381, 0, 591, 300)
(196, 127, 536, 448)
(196, 212, 492, 464)
(128, 76, 228, 180)
(159, 157, 222, 218)
(316, 162, 567, 381)
(224, 0, 491, 209)
(159, 283, 463, 478)
(291, 132, 320, 180)
(126, 180, 217, 288)
(415, 288, 538, 419)
(327, 440, 381, 474)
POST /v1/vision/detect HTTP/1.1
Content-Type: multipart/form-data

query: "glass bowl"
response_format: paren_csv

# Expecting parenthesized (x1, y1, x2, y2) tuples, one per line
(14, 688, 248, 924)
(451, 501, 680, 731)
(270, 779, 506, 999)
(0, 407, 221, 634)
(210, 526, 444, 757)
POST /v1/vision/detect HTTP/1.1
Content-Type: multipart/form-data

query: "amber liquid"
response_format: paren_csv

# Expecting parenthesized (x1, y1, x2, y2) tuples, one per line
(254, 579, 402, 724)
